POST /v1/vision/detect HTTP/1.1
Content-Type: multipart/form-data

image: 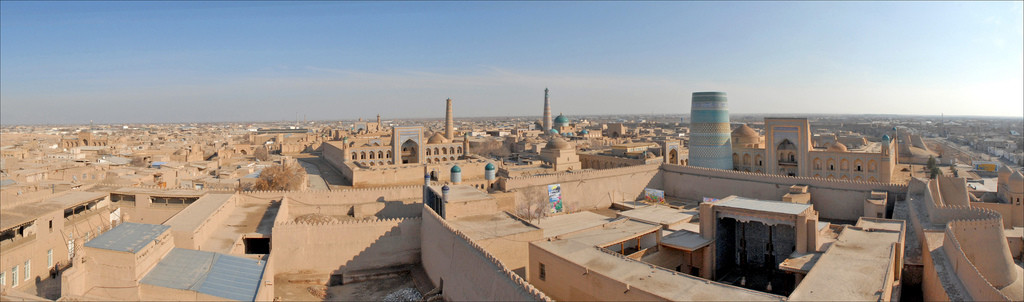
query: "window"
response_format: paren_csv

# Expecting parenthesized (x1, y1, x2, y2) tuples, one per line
(1, 271, 5, 287)
(538, 263, 546, 281)
(49, 220, 53, 232)
(12, 266, 18, 287)
(24, 261, 30, 280)
(48, 249, 53, 268)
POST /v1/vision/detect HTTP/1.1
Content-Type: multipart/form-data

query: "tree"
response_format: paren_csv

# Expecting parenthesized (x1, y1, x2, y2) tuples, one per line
(926, 155, 937, 171)
(130, 156, 148, 167)
(252, 162, 305, 191)
(254, 146, 271, 161)
(515, 188, 551, 223)
(475, 138, 511, 158)
(929, 166, 942, 179)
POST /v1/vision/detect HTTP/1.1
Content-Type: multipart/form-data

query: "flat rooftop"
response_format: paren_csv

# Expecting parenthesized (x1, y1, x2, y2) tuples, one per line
(533, 211, 613, 238)
(163, 193, 234, 232)
(84, 222, 170, 253)
(533, 239, 783, 301)
(108, 187, 206, 198)
(1, 191, 108, 230)
(428, 185, 493, 203)
(560, 218, 660, 247)
(140, 248, 266, 301)
(715, 196, 812, 216)
(617, 204, 693, 227)
(450, 212, 540, 240)
(201, 199, 277, 254)
(788, 218, 904, 301)
(660, 229, 712, 251)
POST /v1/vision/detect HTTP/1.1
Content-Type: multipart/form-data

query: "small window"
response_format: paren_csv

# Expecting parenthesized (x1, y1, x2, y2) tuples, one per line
(49, 220, 53, 232)
(539, 263, 546, 281)
(48, 249, 53, 268)
(24, 261, 30, 281)
(10, 266, 16, 287)
(1, 271, 5, 287)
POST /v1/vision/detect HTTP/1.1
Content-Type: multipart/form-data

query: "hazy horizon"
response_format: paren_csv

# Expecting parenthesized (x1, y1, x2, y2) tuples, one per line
(2, 2, 1022, 125)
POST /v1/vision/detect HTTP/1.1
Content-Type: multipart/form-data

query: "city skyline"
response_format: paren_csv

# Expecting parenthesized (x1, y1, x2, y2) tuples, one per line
(2, 1, 1022, 125)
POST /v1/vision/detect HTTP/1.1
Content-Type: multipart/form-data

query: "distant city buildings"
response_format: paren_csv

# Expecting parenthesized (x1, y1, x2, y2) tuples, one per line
(0, 88, 1021, 301)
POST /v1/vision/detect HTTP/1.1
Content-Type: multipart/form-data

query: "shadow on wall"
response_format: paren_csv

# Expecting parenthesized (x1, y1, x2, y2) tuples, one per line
(256, 200, 281, 236)
(373, 198, 423, 219)
(34, 274, 62, 300)
(329, 224, 422, 285)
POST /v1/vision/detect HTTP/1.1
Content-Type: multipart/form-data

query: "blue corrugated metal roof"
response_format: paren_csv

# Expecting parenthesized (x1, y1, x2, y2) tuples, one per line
(83, 223, 169, 253)
(141, 248, 266, 301)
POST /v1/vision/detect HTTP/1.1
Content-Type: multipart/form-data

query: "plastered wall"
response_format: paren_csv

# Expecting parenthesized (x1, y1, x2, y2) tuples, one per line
(661, 165, 907, 221)
(501, 164, 661, 212)
(271, 217, 421, 274)
(419, 207, 551, 301)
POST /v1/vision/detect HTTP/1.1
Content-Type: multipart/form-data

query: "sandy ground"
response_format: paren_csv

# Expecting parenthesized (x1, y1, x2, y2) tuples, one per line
(274, 265, 433, 301)
(298, 159, 330, 191)
(293, 154, 352, 189)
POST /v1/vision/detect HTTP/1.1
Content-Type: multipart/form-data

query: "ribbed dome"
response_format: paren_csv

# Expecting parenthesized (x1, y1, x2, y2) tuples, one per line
(732, 124, 758, 139)
(545, 137, 572, 150)
(827, 142, 848, 152)
(451, 165, 461, 173)
(485, 163, 495, 170)
(731, 124, 759, 145)
(427, 133, 448, 144)
(881, 134, 890, 142)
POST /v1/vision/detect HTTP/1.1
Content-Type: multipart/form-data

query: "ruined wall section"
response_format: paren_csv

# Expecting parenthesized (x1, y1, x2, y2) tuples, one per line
(916, 177, 1021, 301)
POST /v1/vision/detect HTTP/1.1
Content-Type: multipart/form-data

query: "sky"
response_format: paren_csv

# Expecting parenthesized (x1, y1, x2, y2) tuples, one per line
(1, 1, 1022, 125)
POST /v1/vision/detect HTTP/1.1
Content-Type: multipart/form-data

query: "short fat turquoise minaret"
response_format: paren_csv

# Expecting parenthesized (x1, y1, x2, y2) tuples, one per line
(484, 163, 496, 181)
(688, 92, 733, 170)
(450, 165, 462, 184)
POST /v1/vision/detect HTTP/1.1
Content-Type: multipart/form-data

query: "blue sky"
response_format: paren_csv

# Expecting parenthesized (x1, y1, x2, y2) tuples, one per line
(2, 1, 1022, 124)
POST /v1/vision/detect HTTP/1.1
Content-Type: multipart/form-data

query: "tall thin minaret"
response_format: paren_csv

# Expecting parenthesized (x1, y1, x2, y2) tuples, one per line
(542, 88, 552, 132)
(445, 98, 454, 140)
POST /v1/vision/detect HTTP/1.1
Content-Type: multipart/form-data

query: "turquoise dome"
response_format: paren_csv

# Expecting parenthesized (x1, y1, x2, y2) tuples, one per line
(580, 129, 589, 134)
(549, 128, 560, 134)
(881, 134, 891, 142)
(485, 163, 495, 170)
(451, 165, 461, 173)
(554, 114, 569, 124)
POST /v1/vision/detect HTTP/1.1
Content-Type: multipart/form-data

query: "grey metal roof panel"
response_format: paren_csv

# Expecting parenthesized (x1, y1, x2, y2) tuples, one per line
(199, 254, 265, 301)
(715, 196, 811, 215)
(83, 223, 169, 253)
(140, 248, 266, 301)
(139, 248, 214, 291)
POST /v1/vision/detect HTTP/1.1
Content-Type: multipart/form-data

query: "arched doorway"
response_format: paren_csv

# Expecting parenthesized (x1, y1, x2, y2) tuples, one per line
(777, 139, 798, 176)
(668, 149, 678, 164)
(401, 139, 419, 164)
